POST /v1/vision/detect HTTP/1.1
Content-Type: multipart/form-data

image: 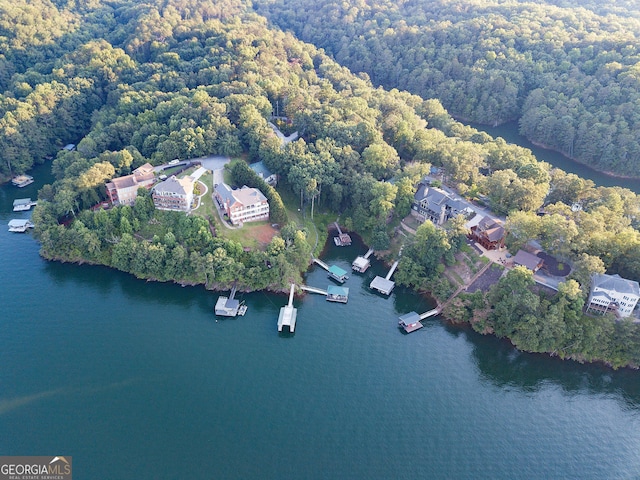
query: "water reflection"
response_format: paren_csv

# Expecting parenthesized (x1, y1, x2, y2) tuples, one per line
(448, 322, 640, 408)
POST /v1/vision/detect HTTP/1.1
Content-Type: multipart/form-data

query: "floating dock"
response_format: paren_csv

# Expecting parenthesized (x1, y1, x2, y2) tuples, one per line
(13, 198, 37, 212)
(214, 284, 247, 317)
(8, 219, 34, 232)
(352, 248, 374, 273)
(398, 312, 424, 333)
(11, 175, 33, 188)
(278, 284, 297, 333)
(370, 260, 399, 295)
(333, 222, 352, 246)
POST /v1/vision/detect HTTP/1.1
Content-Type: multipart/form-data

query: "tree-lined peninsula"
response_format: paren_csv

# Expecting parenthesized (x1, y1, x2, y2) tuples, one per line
(2, 0, 640, 367)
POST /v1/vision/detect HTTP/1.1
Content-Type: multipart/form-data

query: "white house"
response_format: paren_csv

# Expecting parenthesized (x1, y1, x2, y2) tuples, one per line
(152, 175, 194, 212)
(215, 183, 269, 226)
(586, 273, 640, 318)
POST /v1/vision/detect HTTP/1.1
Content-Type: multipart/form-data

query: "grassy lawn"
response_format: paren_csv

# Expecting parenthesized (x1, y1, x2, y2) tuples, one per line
(193, 172, 215, 219)
(402, 214, 422, 231)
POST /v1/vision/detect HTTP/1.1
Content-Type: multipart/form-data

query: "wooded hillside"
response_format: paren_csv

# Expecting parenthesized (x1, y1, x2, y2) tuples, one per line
(256, 0, 640, 176)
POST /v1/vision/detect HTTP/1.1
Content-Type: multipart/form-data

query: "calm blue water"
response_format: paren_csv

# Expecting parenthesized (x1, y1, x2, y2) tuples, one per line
(1, 165, 640, 479)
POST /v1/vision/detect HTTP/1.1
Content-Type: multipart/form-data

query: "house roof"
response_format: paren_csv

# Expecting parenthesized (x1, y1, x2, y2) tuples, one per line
(109, 171, 155, 190)
(513, 250, 543, 271)
(133, 162, 154, 175)
(215, 184, 267, 208)
(485, 226, 505, 242)
(154, 175, 193, 195)
(414, 183, 466, 215)
(234, 186, 267, 205)
(478, 216, 502, 230)
(592, 273, 640, 296)
(215, 183, 238, 206)
(249, 161, 273, 179)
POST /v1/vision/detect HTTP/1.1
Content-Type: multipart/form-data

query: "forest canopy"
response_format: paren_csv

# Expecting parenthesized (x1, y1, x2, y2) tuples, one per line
(256, 0, 640, 176)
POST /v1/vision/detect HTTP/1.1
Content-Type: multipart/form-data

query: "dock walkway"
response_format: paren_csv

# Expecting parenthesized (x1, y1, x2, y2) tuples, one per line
(300, 285, 328, 295)
(333, 222, 352, 246)
(312, 257, 330, 271)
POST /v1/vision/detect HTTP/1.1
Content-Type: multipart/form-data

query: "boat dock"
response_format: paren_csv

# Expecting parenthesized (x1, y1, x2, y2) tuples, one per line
(398, 312, 424, 333)
(328, 265, 349, 283)
(333, 222, 352, 246)
(278, 284, 298, 333)
(326, 285, 349, 303)
(352, 248, 374, 273)
(370, 259, 399, 295)
(312, 257, 349, 283)
(8, 219, 34, 232)
(215, 283, 247, 317)
(397, 307, 441, 333)
(300, 284, 349, 303)
(11, 175, 34, 188)
(13, 198, 37, 212)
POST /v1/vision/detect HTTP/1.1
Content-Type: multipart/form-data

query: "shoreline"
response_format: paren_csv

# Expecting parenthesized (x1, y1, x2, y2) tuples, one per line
(456, 116, 640, 181)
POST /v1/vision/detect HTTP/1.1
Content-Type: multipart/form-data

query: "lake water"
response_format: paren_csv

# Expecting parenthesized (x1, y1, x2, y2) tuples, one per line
(1, 165, 640, 479)
(470, 121, 640, 194)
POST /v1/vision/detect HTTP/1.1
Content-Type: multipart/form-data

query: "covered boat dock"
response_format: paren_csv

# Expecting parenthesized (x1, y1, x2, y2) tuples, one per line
(278, 284, 298, 333)
(398, 312, 424, 333)
(326, 285, 349, 303)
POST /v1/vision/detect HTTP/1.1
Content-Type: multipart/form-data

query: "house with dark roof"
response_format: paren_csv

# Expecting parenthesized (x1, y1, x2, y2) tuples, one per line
(250, 161, 277, 186)
(469, 216, 505, 250)
(214, 183, 269, 226)
(411, 182, 470, 226)
(105, 163, 156, 206)
(513, 250, 544, 272)
(152, 175, 194, 212)
(586, 273, 640, 318)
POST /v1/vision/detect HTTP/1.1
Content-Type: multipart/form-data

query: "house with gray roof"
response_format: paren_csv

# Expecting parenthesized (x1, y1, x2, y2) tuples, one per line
(152, 175, 194, 212)
(411, 182, 471, 226)
(250, 161, 277, 186)
(214, 183, 269, 226)
(513, 250, 544, 272)
(586, 273, 640, 318)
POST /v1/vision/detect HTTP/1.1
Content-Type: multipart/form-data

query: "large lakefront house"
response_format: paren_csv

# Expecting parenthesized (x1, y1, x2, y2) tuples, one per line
(468, 216, 506, 250)
(152, 175, 195, 212)
(215, 183, 269, 226)
(105, 163, 155, 206)
(586, 273, 640, 318)
(411, 182, 470, 226)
